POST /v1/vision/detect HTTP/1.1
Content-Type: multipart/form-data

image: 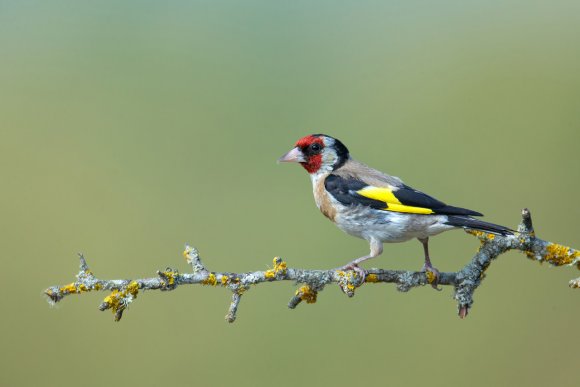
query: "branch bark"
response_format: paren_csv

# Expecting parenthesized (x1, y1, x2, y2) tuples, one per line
(44, 209, 579, 322)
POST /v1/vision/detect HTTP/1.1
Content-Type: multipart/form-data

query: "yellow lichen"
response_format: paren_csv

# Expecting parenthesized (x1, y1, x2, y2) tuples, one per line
(296, 285, 317, 304)
(276, 260, 287, 274)
(466, 230, 485, 238)
(101, 283, 140, 316)
(59, 282, 92, 294)
(543, 244, 579, 266)
(264, 257, 287, 280)
(365, 274, 379, 283)
(126, 281, 139, 297)
(162, 270, 176, 286)
(94, 283, 102, 291)
(60, 283, 78, 294)
(182, 245, 197, 261)
(221, 275, 229, 285)
(336, 270, 362, 294)
(466, 229, 497, 242)
(202, 272, 217, 286)
(425, 270, 436, 284)
(103, 290, 121, 310)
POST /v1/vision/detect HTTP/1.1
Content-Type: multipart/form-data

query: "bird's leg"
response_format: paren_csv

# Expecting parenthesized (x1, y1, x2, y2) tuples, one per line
(336, 239, 383, 282)
(419, 237, 441, 290)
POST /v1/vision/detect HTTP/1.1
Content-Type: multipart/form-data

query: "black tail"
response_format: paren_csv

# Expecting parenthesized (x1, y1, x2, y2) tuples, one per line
(445, 215, 513, 236)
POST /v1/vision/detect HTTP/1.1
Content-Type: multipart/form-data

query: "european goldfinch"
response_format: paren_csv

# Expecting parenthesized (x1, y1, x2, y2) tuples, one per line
(279, 134, 512, 285)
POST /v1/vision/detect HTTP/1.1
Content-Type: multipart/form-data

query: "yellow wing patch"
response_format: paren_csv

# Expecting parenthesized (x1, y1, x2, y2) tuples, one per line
(356, 186, 434, 215)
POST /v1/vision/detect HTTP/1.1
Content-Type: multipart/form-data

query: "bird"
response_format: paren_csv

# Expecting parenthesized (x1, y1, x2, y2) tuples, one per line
(278, 134, 512, 286)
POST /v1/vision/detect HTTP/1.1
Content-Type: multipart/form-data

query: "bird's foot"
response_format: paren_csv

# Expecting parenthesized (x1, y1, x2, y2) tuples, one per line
(335, 263, 366, 283)
(421, 263, 442, 291)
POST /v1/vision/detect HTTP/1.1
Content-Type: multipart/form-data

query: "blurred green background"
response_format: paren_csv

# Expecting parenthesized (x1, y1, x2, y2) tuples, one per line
(1, 1, 579, 386)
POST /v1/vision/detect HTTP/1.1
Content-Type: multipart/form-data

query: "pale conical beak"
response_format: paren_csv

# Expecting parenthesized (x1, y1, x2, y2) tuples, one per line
(278, 147, 305, 163)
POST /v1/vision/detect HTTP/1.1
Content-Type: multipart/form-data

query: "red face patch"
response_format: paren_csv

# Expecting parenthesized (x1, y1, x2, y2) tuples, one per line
(295, 135, 323, 149)
(295, 135, 325, 174)
(302, 154, 322, 173)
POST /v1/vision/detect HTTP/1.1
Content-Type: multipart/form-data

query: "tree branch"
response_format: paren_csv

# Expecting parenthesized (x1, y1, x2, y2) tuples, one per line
(44, 209, 579, 322)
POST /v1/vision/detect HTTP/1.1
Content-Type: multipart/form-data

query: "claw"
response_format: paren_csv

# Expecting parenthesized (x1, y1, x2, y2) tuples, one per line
(336, 263, 366, 283)
(422, 264, 442, 291)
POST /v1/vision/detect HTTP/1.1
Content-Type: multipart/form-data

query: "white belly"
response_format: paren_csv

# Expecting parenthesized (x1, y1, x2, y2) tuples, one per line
(334, 205, 455, 243)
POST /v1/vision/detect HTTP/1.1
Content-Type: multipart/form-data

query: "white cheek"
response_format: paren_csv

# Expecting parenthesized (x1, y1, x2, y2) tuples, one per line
(318, 151, 336, 172)
(322, 152, 333, 164)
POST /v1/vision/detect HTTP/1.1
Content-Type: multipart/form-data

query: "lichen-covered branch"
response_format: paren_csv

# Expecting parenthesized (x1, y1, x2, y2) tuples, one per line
(45, 209, 579, 322)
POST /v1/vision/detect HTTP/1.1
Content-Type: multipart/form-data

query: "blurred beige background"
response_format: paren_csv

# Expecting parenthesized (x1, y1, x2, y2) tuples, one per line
(1, 1, 579, 386)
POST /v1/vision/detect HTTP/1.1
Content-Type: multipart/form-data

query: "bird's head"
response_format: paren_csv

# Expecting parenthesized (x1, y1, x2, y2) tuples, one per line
(278, 134, 350, 175)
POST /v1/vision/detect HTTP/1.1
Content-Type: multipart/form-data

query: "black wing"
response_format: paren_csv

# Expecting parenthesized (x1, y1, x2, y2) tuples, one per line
(324, 174, 482, 216)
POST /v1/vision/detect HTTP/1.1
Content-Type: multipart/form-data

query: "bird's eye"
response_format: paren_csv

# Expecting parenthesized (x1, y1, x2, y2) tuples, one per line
(310, 143, 322, 152)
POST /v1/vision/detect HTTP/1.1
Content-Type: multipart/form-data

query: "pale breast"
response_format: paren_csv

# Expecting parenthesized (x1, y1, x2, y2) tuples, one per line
(312, 174, 337, 221)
